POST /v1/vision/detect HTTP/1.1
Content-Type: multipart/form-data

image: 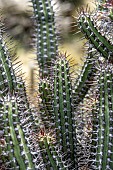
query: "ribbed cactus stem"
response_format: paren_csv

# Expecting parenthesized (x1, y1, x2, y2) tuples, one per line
(0, 27, 33, 116)
(53, 53, 77, 169)
(78, 7, 113, 61)
(74, 48, 97, 106)
(0, 94, 40, 169)
(39, 78, 54, 128)
(32, 0, 58, 78)
(0, 31, 17, 96)
(38, 132, 68, 170)
(91, 61, 113, 169)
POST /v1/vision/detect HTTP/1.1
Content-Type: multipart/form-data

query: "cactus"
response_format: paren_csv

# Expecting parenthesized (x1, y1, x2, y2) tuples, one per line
(0, 0, 113, 169)
(90, 60, 113, 169)
(31, 0, 58, 78)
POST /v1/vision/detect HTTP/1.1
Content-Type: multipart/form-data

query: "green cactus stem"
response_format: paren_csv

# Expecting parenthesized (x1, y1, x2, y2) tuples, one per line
(91, 60, 113, 169)
(0, 29, 17, 96)
(39, 78, 55, 129)
(0, 94, 41, 169)
(77, 5, 113, 62)
(0, 25, 33, 115)
(31, 0, 58, 78)
(74, 46, 97, 107)
(37, 131, 70, 170)
(52, 53, 77, 169)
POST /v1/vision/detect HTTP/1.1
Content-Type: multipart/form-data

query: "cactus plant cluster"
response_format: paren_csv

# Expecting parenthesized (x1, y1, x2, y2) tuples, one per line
(0, 0, 113, 169)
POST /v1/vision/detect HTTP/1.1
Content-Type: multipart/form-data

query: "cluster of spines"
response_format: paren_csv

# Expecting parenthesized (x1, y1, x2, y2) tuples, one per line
(38, 133, 71, 170)
(31, 0, 58, 78)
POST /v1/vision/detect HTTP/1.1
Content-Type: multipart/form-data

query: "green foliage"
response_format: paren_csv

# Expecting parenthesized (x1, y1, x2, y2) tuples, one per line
(0, 0, 113, 169)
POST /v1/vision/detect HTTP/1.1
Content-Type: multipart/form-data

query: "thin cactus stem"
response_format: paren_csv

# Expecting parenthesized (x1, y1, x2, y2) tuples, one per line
(0, 95, 38, 170)
(52, 53, 77, 169)
(38, 134, 68, 170)
(91, 61, 113, 169)
(39, 78, 54, 128)
(78, 10, 113, 61)
(31, 0, 58, 78)
(74, 47, 97, 106)
(0, 95, 38, 169)
(0, 30, 17, 96)
(0, 25, 33, 113)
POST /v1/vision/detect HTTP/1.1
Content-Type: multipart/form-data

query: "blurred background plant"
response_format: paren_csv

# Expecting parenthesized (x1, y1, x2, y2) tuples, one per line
(0, 0, 95, 102)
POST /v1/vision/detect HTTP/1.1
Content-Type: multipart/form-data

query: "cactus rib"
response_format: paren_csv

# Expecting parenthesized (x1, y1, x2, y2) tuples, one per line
(0, 94, 40, 169)
(78, 10, 113, 61)
(39, 78, 54, 128)
(0, 31, 17, 96)
(31, 0, 58, 78)
(52, 53, 77, 169)
(91, 61, 113, 169)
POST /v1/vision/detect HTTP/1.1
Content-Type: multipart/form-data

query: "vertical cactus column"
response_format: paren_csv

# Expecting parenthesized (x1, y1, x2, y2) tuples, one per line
(91, 60, 113, 169)
(0, 24, 41, 170)
(31, 1, 78, 168)
(0, 30, 17, 96)
(77, 0, 113, 62)
(52, 53, 78, 169)
(75, 0, 113, 169)
(0, 93, 41, 169)
(37, 53, 79, 169)
(39, 78, 54, 128)
(31, 0, 58, 78)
